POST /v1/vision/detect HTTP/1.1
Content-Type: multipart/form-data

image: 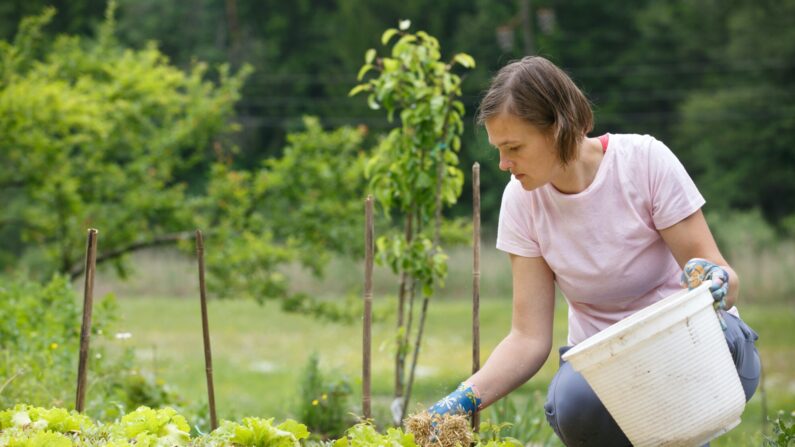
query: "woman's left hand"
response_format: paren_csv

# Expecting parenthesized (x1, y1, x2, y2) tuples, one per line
(680, 258, 729, 309)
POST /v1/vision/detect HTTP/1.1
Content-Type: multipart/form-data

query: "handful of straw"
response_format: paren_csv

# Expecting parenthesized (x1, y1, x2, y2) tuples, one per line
(404, 412, 473, 447)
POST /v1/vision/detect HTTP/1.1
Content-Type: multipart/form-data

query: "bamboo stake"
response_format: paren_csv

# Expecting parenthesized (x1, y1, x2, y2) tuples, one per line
(75, 228, 98, 412)
(196, 230, 218, 430)
(363, 196, 375, 420)
(472, 163, 481, 431)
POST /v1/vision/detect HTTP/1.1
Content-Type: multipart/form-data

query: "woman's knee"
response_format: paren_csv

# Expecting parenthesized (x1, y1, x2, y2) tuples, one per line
(545, 358, 631, 446)
(722, 312, 761, 401)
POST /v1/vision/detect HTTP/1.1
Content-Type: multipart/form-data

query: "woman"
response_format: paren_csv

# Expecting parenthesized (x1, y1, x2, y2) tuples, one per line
(426, 56, 761, 446)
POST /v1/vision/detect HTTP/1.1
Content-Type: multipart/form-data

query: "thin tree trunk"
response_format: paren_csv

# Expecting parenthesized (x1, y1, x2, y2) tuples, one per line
(403, 210, 422, 372)
(402, 144, 447, 422)
(401, 293, 430, 422)
(395, 210, 414, 404)
(402, 276, 416, 383)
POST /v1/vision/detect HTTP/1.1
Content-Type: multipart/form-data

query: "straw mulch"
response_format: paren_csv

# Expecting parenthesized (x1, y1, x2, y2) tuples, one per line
(404, 412, 473, 447)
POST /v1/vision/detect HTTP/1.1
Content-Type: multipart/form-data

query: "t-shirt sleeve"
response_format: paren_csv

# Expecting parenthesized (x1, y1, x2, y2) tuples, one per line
(647, 138, 706, 229)
(496, 179, 542, 257)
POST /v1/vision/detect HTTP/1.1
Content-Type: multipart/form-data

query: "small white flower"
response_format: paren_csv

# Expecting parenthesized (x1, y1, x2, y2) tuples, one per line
(95, 353, 102, 359)
(115, 332, 132, 340)
(32, 419, 49, 430)
(12, 411, 31, 427)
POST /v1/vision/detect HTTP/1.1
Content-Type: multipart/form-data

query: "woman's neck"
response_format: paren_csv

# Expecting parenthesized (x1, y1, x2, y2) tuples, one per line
(550, 137, 604, 194)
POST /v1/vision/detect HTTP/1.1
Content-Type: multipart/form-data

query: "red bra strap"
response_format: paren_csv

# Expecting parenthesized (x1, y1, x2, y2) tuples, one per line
(598, 133, 609, 153)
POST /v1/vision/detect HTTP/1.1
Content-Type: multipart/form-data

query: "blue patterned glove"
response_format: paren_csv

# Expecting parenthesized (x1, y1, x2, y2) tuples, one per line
(428, 382, 482, 421)
(680, 258, 730, 329)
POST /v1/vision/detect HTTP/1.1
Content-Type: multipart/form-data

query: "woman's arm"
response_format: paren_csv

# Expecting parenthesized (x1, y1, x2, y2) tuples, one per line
(659, 209, 739, 308)
(466, 253, 556, 409)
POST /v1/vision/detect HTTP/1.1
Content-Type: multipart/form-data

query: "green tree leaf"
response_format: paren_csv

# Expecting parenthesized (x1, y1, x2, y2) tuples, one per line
(452, 53, 476, 68)
(365, 48, 376, 64)
(381, 28, 398, 45)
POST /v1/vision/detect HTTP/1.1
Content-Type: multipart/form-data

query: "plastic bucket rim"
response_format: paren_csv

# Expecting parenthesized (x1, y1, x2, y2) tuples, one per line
(562, 281, 714, 364)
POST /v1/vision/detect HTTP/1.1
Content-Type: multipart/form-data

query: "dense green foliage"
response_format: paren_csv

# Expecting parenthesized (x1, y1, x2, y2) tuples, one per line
(1, 2, 793, 287)
(0, 6, 250, 278)
(3, 0, 789, 226)
(196, 116, 367, 319)
(0, 8, 369, 318)
(354, 22, 472, 297)
(0, 276, 180, 420)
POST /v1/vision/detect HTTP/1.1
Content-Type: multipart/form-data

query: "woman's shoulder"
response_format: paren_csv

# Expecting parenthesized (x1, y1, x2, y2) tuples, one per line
(608, 133, 665, 153)
(607, 133, 678, 167)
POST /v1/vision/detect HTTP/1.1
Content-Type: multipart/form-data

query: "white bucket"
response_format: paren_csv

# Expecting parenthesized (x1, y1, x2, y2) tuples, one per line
(561, 282, 746, 447)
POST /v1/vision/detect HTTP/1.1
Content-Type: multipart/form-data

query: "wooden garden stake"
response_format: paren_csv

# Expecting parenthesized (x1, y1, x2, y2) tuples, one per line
(472, 163, 481, 431)
(196, 230, 218, 430)
(75, 228, 98, 413)
(363, 196, 374, 420)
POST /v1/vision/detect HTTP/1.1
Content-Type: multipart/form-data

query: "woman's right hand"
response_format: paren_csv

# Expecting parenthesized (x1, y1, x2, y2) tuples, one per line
(427, 382, 481, 420)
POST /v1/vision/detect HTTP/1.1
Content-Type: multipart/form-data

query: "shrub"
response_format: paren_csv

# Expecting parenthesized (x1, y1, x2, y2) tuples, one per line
(765, 411, 795, 447)
(0, 275, 180, 420)
(296, 353, 353, 439)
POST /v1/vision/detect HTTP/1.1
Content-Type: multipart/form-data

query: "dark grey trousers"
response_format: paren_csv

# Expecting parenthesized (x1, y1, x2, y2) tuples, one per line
(544, 311, 761, 447)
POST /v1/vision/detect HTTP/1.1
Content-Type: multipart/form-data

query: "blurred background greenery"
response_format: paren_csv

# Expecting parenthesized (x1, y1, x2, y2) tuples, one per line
(1, 1, 793, 445)
(1, 0, 794, 229)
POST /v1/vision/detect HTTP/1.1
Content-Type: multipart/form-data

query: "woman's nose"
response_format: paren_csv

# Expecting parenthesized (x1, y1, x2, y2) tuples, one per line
(499, 156, 513, 171)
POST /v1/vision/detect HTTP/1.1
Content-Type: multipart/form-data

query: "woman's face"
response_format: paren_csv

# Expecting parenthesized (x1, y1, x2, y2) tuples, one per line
(485, 112, 562, 191)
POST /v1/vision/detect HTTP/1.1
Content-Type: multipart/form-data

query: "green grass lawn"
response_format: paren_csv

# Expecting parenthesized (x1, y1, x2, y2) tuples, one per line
(107, 292, 794, 446)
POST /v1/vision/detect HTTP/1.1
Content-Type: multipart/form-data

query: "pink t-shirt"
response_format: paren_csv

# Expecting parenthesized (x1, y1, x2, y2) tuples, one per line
(496, 134, 706, 345)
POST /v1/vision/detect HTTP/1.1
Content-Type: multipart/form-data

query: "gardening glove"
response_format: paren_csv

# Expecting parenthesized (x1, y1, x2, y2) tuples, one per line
(680, 258, 730, 330)
(428, 382, 481, 421)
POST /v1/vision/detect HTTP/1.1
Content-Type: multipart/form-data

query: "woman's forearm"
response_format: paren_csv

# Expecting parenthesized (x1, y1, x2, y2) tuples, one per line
(465, 331, 551, 409)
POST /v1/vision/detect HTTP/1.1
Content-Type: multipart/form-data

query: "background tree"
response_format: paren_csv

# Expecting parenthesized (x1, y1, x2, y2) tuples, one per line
(6, 0, 792, 228)
(351, 21, 474, 424)
(0, 6, 250, 276)
(0, 7, 369, 321)
(196, 116, 369, 320)
(672, 0, 795, 225)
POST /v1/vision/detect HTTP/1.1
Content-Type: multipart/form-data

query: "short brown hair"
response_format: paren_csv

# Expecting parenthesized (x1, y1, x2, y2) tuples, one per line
(477, 56, 593, 165)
